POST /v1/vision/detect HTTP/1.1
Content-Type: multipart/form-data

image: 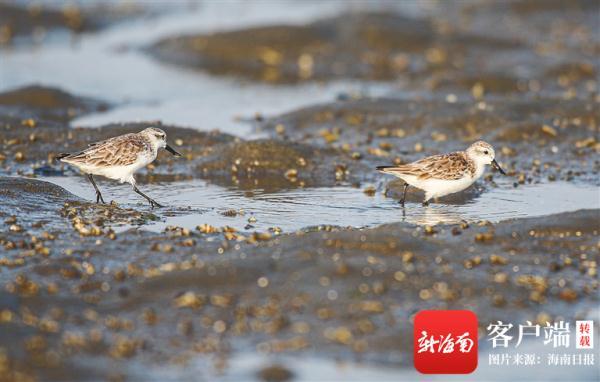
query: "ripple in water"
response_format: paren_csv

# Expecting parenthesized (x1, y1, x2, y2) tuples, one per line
(42, 176, 600, 233)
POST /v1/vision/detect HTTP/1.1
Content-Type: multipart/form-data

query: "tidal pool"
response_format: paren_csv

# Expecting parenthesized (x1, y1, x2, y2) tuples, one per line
(0, 0, 397, 137)
(2, 1, 598, 381)
(41, 176, 599, 232)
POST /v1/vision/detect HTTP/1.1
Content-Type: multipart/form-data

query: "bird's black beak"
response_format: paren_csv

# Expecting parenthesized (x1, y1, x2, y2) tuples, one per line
(491, 159, 506, 175)
(165, 144, 182, 157)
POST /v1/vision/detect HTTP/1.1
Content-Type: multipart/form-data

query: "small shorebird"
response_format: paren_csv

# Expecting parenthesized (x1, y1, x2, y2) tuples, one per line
(376, 141, 506, 206)
(56, 127, 181, 208)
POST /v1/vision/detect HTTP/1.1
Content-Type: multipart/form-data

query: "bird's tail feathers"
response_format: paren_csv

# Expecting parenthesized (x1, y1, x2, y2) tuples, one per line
(55, 153, 70, 161)
(376, 166, 415, 180)
(376, 165, 399, 173)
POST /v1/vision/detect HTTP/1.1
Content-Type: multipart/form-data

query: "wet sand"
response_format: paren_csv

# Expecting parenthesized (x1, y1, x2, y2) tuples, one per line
(0, 1, 599, 381)
(0, 176, 598, 381)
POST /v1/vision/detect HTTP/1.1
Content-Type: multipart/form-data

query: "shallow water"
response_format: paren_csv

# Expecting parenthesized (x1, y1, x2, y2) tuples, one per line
(0, 0, 399, 136)
(5, 0, 596, 225)
(41, 176, 600, 232)
(2, 2, 599, 381)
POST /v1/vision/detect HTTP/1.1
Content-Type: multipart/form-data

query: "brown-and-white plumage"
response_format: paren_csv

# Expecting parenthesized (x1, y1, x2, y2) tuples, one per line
(377, 141, 506, 205)
(57, 127, 181, 208)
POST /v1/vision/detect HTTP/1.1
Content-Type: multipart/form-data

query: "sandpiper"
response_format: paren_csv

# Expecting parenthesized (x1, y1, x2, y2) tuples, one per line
(56, 127, 181, 208)
(376, 141, 506, 206)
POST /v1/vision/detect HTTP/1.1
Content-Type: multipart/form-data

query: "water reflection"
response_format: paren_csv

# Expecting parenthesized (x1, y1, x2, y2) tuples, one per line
(401, 206, 466, 226)
(41, 176, 599, 233)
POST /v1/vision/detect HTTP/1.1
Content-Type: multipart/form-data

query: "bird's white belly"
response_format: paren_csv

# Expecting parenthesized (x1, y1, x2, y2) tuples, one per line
(83, 154, 153, 183)
(400, 175, 476, 200)
(92, 165, 137, 183)
(421, 177, 475, 198)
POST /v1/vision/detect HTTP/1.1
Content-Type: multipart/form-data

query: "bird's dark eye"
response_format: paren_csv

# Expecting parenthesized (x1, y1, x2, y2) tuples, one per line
(483, 150, 489, 155)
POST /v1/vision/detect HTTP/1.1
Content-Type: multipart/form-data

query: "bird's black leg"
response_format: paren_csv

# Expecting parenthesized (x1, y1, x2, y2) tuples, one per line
(133, 185, 163, 209)
(87, 174, 106, 204)
(399, 183, 409, 207)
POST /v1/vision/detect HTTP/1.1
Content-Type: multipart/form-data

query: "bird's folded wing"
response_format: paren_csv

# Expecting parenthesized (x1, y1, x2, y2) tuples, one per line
(383, 153, 470, 180)
(414, 153, 470, 180)
(65, 134, 146, 167)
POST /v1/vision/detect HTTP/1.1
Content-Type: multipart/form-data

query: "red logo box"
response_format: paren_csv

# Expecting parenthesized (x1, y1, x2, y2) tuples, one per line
(414, 310, 478, 374)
